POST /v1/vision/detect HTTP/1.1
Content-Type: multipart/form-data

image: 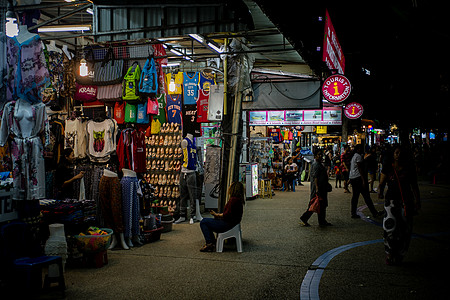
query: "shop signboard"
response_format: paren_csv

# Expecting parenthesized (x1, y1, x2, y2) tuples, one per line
(344, 102, 364, 119)
(322, 9, 345, 74)
(249, 107, 342, 126)
(322, 74, 351, 103)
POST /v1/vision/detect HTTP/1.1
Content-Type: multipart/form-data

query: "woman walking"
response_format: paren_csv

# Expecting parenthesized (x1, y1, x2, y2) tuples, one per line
(378, 144, 421, 265)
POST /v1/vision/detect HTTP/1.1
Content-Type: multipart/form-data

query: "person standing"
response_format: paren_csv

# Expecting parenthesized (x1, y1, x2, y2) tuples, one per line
(378, 144, 421, 265)
(299, 150, 332, 227)
(349, 144, 382, 219)
(293, 147, 304, 186)
(341, 145, 352, 193)
(55, 147, 85, 199)
(284, 157, 298, 191)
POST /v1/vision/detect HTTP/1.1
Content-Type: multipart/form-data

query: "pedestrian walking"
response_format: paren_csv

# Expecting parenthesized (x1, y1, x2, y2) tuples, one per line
(378, 144, 421, 265)
(299, 149, 332, 227)
(349, 144, 383, 219)
(365, 146, 378, 193)
(334, 160, 342, 188)
(293, 147, 304, 186)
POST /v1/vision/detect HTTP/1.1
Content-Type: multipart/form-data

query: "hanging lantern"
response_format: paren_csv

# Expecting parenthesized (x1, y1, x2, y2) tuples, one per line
(79, 58, 88, 77)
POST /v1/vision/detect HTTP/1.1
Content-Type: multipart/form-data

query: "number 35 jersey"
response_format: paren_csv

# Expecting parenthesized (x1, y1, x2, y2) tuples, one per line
(183, 72, 199, 105)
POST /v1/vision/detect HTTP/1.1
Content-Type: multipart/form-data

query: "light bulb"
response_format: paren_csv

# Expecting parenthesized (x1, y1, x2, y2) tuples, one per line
(168, 79, 176, 92)
(79, 58, 88, 77)
(6, 18, 19, 37)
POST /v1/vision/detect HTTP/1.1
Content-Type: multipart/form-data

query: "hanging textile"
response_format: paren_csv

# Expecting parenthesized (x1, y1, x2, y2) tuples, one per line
(0, 99, 49, 200)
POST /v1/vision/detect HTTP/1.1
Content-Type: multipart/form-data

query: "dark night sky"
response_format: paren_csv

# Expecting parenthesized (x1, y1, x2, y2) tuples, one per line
(255, 0, 450, 129)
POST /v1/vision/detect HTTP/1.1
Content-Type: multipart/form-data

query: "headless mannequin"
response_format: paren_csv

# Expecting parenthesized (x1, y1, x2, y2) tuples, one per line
(176, 134, 203, 224)
(103, 169, 129, 250)
(16, 25, 37, 44)
(15, 99, 34, 137)
(47, 40, 61, 53)
(121, 168, 142, 247)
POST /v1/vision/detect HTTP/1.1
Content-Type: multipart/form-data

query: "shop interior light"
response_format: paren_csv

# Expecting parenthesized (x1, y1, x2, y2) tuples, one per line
(189, 33, 204, 44)
(38, 25, 91, 32)
(79, 58, 88, 77)
(5, 1, 18, 37)
(207, 41, 223, 53)
(168, 78, 176, 93)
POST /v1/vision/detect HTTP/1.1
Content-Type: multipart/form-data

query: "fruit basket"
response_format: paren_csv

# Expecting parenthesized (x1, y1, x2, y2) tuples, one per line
(73, 227, 113, 253)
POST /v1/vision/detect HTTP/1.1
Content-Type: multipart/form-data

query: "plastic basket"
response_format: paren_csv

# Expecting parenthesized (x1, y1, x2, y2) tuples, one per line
(73, 228, 113, 253)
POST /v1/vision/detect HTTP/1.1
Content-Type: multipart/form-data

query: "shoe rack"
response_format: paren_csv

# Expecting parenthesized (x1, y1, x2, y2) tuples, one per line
(145, 122, 182, 211)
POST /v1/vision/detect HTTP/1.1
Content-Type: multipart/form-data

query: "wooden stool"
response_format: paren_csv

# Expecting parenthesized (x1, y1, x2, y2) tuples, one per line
(259, 179, 272, 198)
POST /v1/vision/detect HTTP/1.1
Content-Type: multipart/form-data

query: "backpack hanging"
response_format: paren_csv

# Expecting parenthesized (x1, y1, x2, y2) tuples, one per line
(124, 102, 137, 123)
(122, 61, 141, 102)
(139, 57, 158, 95)
(137, 102, 149, 124)
(114, 102, 125, 124)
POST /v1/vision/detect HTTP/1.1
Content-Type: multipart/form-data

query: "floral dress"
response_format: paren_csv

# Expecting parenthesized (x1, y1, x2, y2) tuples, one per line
(0, 99, 49, 200)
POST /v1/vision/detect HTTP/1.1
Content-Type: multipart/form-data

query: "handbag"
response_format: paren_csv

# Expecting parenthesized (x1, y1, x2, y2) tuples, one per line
(308, 194, 321, 214)
(93, 47, 124, 86)
(74, 83, 97, 102)
(146, 96, 159, 115)
(114, 102, 125, 124)
(97, 84, 122, 102)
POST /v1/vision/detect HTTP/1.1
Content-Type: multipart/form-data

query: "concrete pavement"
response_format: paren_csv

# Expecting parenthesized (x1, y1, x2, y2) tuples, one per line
(41, 180, 450, 299)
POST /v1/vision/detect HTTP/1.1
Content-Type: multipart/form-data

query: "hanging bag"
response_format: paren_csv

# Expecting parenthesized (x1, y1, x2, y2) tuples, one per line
(146, 96, 159, 115)
(74, 83, 97, 102)
(136, 102, 149, 124)
(124, 102, 137, 123)
(122, 61, 141, 102)
(139, 57, 158, 95)
(114, 102, 125, 124)
(93, 46, 124, 85)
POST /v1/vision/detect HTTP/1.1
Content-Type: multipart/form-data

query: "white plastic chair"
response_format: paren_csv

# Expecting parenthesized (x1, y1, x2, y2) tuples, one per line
(216, 223, 243, 252)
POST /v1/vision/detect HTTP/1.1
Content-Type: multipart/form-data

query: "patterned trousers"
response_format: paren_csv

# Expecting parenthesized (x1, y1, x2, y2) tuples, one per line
(121, 176, 140, 238)
(99, 176, 124, 233)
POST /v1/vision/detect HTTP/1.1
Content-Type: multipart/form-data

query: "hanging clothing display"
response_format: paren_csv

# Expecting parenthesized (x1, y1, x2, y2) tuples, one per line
(45, 117, 65, 170)
(6, 32, 49, 103)
(0, 99, 49, 200)
(131, 130, 147, 173)
(152, 94, 166, 125)
(166, 94, 182, 125)
(182, 104, 201, 137)
(196, 89, 209, 123)
(199, 70, 215, 92)
(116, 129, 133, 172)
(183, 71, 199, 105)
(165, 72, 183, 95)
(86, 118, 118, 163)
(65, 118, 87, 159)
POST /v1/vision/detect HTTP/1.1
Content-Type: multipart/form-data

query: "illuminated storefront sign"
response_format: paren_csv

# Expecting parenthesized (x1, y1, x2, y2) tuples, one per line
(322, 74, 351, 103)
(344, 102, 363, 119)
(322, 9, 345, 74)
(249, 107, 342, 126)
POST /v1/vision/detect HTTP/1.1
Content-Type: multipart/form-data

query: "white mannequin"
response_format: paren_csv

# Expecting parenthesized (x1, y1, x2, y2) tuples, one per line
(103, 169, 117, 178)
(16, 25, 37, 44)
(122, 168, 137, 178)
(102, 169, 129, 250)
(47, 40, 61, 53)
(15, 99, 34, 138)
(177, 134, 203, 224)
(62, 45, 73, 59)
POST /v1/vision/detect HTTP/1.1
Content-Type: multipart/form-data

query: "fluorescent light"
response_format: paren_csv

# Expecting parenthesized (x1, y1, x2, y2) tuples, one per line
(86, 8, 94, 15)
(170, 48, 183, 56)
(207, 42, 223, 53)
(38, 25, 91, 32)
(162, 62, 181, 68)
(189, 34, 204, 44)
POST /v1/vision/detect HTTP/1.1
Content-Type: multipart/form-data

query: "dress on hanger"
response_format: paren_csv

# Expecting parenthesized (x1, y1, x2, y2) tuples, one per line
(6, 33, 49, 103)
(0, 99, 49, 200)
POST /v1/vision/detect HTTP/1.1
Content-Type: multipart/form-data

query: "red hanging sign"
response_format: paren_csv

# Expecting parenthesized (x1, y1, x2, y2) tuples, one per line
(322, 74, 351, 104)
(344, 102, 363, 119)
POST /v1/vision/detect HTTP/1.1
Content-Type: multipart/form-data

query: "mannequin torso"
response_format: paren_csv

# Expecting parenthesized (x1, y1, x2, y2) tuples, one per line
(15, 99, 34, 138)
(122, 168, 137, 178)
(16, 25, 37, 44)
(103, 169, 118, 178)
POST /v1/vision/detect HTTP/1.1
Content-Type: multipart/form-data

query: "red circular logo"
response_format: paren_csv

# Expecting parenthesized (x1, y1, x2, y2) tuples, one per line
(322, 74, 352, 103)
(344, 102, 363, 119)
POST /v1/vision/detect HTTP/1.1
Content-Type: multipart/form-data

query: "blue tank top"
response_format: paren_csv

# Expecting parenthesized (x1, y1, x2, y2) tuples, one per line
(183, 72, 199, 105)
(182, 138, 197, 170)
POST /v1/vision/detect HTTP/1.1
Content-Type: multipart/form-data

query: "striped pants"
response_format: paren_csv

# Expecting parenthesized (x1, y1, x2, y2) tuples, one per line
(121, 176, 140, 239)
